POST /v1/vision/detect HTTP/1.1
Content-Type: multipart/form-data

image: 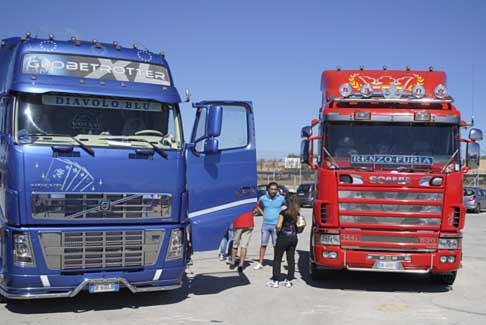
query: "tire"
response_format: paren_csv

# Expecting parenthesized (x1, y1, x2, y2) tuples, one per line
(432, 271, 457, 286)
(475, 204, 481, 214)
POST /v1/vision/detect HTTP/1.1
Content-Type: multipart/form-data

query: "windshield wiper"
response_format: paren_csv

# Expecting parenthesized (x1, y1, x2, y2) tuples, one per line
(101, 137, 168, 159)
(322, 146, 340, 169)
(27, 133, 95, 157)
(440, 149, 459, 173)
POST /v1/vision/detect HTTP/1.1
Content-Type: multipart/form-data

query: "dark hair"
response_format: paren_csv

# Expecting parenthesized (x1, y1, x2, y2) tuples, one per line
(267, 182, 278, 190)
(283, 193, 300, 222)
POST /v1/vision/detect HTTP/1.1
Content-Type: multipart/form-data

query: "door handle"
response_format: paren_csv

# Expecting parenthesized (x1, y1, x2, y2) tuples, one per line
(236, 186, 256, 197)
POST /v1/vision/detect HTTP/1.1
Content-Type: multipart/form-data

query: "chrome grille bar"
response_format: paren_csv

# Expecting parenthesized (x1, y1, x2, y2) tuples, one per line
(39, 230, 164, 270)
(32, 193, 172, 220)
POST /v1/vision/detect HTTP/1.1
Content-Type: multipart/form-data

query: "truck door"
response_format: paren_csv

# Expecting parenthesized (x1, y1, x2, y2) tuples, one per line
(187, 101, 257, 251)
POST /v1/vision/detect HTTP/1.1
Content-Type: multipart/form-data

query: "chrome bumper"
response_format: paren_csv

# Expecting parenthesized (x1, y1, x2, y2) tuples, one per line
(0, 277, 181, 300)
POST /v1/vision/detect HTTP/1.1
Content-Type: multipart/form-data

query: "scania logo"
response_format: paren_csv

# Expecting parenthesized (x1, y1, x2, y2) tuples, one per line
(369, 176, 412, 185)
(99, 200, 112, 211)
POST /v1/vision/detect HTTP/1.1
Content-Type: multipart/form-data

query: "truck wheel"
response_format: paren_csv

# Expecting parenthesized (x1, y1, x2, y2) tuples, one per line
(432, 271, 457, 286)
(475, 204, 481, 214)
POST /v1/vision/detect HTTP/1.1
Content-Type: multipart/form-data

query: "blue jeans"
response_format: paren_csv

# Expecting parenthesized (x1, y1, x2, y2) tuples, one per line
(219, 227, 234, 256)
(261, 223, 277, 247)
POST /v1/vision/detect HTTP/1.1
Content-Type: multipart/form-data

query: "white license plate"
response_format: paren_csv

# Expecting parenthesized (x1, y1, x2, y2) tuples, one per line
(89, 282, 119, 293)
(374, 261, 401, 270)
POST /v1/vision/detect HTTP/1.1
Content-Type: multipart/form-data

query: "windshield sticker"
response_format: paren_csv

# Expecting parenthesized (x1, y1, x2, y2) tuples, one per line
(351, 155, 434, 166)
(31, 158, 101, 192)
(71, 112, 103, 134)
(42, 95, 162, 112)
(22, 53, 171, 86)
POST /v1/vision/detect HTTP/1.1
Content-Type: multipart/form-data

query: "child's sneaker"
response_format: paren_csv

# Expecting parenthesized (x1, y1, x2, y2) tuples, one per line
(281, 279, 292, 288)
(266, 280, 279, 288)
(253, 262, 264, 270)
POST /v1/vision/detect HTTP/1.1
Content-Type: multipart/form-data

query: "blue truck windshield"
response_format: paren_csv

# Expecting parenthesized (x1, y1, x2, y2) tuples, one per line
(326, 122, 457, 166)
(16, 93, 183, 149)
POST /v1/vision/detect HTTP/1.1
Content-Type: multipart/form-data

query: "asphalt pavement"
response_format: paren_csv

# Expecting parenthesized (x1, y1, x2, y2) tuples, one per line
(1, 209, 486, 324)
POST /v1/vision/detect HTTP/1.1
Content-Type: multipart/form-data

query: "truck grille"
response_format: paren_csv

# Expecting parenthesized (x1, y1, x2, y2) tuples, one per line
(338, 189, 443, 252)
(39, 230, 164, 270)
(32, 193, 171, 220)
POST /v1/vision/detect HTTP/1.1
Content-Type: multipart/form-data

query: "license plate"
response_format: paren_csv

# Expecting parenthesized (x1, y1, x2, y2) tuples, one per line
(298, 193, 305, 196)
(374, 261, 401, 270)
(89, 282, 119, 293)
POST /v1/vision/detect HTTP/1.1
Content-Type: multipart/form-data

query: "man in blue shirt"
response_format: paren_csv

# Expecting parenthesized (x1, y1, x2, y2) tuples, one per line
(253, 182, 286, 270)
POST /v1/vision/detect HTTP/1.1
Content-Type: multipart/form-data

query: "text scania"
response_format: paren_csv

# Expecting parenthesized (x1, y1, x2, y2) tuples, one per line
(369, 176, 412, 185)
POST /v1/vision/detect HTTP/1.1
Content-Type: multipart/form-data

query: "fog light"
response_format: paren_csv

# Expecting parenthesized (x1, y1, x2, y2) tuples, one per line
(440, 256, 447, 263)
(329, 252, 338, 259)
(404, 256, 411, 262)
(322, 251, 329, 258)
(447, 256, 456, 263)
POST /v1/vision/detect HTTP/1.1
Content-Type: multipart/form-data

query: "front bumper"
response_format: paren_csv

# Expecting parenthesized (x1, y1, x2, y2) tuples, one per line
(312, 244, 461, 274)
(0, 266, 184, 300)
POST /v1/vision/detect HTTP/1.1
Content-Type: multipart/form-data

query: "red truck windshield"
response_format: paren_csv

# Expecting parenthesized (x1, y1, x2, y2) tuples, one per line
(325, 122, 458, 168)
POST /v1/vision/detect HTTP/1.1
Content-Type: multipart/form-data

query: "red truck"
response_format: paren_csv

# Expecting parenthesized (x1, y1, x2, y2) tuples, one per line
(301, 68, 482, 285)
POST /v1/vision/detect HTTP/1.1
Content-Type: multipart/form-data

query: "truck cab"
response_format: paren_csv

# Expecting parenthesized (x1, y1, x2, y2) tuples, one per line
(0, 35, 256, 299)
(302, 68, 482, 285)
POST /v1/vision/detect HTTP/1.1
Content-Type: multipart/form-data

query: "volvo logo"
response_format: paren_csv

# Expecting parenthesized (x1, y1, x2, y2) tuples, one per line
(369, 176, 412, 185)
(99, 200, 112, 211)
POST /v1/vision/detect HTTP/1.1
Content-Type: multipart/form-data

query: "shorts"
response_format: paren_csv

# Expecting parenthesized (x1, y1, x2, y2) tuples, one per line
(233, 228, 253, 249)
(261, 223, 277, 247)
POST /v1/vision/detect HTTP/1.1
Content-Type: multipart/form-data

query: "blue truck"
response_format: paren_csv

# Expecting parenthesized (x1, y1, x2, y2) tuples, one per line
(0, 34, 257, 300)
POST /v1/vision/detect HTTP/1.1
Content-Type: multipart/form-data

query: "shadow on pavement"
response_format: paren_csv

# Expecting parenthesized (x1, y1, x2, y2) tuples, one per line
(297, 250, 451, 293)
(4, 271, 250, 314)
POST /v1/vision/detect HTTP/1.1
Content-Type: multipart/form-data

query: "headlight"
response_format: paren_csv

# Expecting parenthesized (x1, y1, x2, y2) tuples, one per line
(166, 229, 183, 261)
(13, 232, 35, 266)
(320, 234, 340, 245)
(438, 238, 458, 249)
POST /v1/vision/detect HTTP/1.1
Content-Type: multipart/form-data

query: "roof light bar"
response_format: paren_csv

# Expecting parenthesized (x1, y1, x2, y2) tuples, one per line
(411, 84, 426, 98)
(360, 84, 373, 98)
(339, 83, 353, 97)
(434, 84, 448, 99)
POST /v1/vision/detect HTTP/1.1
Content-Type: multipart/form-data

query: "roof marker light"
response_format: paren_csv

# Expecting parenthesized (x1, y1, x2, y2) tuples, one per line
(429, 66, 434, 72)
(359, 65, 364, 71)
(360, 84, 373, 98)
(412, 84, 426, 98)
(48, 34, 54, 40)
(95, 42, 102, 49)
(133, 43, 138, 49)
(354, 111, 370, 120)
(406, 65, 411, 71)
(113, 41, 121, 50)
(21, 32, 31, 41)
(70, 36, 77, 41)
(339, 83, 353, 97)
(336, 66, 342, 71)
(414, 111, 431, 121)
(434, 84, 448, 99)
(92, 39, 97, 44)
(383, 65, 388, 70)
(159, 51, 165, 57)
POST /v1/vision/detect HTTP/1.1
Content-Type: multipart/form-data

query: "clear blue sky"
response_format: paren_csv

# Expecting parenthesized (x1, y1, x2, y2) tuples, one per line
(1, 0, 485, 159)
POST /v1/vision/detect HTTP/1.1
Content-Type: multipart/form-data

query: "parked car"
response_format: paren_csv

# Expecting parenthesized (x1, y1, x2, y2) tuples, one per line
(463, 187, 486, 213)
(257, 184, 289, 199)
(297, 183, 315, 207)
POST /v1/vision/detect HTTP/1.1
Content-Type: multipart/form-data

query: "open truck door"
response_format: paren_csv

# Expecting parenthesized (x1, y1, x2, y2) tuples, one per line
(187, 101, 257, 251)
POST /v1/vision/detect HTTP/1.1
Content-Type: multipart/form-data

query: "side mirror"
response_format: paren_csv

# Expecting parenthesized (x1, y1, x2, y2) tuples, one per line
(466, 142, 480, 169)
(207, 105, 223, 138)
(300, 139, 310, 165)
(204, 138, 219, 154)
(469, 128, 483, 142)
(301, 126, 312, 138)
